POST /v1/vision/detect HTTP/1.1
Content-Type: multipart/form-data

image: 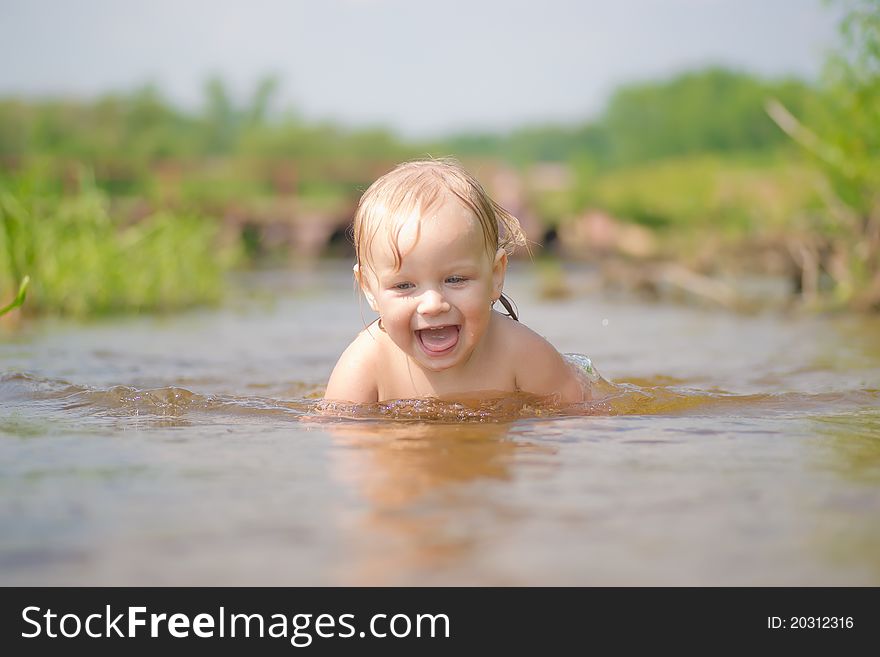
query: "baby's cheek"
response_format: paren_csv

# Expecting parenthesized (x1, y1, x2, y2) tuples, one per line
(385, 313, 406, 331)
(388, 310, 415, 337)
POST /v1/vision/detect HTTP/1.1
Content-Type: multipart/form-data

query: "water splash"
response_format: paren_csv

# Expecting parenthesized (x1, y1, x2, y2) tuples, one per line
(315, 392, 611, 423)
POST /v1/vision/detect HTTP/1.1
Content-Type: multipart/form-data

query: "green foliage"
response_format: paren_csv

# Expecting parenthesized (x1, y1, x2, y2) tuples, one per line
(813, 0, 880, 211)
(432, 69, 815, 168)
(438, 123, 609, 167)
(600, 69, 813, 167)
(0, 173, 232, 316)
(767, 0, 880, 309)
(581, 154, 823, 237)
(0, 77, 410, 178)
(0, 66, 820, 199)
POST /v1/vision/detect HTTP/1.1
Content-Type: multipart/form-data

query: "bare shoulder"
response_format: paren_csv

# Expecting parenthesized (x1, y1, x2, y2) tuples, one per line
(323, 325, 380, 403)
(498, 316, 558, 360)
(503, 319, 585, 403)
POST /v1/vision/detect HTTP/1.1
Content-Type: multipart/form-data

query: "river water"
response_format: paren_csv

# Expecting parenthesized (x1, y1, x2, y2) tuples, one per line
(2, 263, 879, 585)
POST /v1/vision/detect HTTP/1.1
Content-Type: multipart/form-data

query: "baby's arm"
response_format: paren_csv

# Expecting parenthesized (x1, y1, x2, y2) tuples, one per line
(323, 330, 379, 403)
(511, 325, 586, 404)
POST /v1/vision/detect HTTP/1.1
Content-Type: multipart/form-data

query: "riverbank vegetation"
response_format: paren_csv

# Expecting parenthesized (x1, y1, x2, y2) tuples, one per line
(1, 171, 232, 317)
(1, 1, 876, 317)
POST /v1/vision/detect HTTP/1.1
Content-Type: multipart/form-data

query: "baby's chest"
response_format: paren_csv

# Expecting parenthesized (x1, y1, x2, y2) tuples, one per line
(376, 360, 517, 401)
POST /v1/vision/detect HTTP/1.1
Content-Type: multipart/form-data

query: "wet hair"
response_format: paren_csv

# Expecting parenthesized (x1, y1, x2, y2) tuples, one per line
(352, 157, 528, 319)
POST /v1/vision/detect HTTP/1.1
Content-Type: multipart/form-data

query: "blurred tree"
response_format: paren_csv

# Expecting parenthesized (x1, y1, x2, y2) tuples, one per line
(202, 77, 237, 154)
(766, 0, 879, 309)
(201, 75, 281, 154)
(246, 76, 279, 126)
(601, 68, 813, 167)
(433, 69, 813, 168)
(0, 100, 28, 158)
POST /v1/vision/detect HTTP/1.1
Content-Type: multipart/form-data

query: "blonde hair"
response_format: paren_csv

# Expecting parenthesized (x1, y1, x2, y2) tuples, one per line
(353, 157, 528, 273)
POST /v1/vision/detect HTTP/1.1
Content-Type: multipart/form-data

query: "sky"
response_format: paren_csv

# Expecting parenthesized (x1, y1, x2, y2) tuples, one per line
(0, 0, 842, 137)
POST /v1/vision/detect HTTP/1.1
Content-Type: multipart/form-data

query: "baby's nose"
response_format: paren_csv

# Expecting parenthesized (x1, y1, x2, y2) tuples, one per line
(417, 290, 450, 315)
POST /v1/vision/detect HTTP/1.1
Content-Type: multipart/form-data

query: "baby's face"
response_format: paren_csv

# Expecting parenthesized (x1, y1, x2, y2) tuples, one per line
(360, 197, 506, 373)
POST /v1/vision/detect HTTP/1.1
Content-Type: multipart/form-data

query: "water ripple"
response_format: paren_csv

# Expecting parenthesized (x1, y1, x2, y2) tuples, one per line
(3, 370, 878, 427)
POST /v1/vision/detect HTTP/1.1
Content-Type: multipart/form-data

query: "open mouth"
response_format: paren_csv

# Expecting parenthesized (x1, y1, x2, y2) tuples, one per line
(416, 325, 460, 356)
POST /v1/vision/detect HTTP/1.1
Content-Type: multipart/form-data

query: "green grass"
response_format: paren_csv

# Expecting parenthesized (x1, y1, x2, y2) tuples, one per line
(1, 173, 236, 317)
(0, 275, 28, 317)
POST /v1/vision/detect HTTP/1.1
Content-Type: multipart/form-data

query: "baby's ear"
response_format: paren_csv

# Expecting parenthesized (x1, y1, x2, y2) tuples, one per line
(492, 248, 508, 297)
(354, 263, 380, 312)
(363, 290, 379, 312)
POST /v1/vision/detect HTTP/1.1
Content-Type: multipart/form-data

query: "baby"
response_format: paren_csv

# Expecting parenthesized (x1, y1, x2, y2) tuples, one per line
(323, 158, 587, 404)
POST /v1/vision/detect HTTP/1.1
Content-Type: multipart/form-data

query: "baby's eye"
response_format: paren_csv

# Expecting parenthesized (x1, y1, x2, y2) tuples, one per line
(445, 276, 467, 284)
(392, 282, 415, 291)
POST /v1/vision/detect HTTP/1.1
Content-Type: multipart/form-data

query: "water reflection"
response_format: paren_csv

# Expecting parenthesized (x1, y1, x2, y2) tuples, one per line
(324, 420, 533, 584)
(812, 411, 880, 484)
(808, 410, 880, 581)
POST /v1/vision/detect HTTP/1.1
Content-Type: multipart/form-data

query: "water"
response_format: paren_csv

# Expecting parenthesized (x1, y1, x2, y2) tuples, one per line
(2, 263, 879, 585)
